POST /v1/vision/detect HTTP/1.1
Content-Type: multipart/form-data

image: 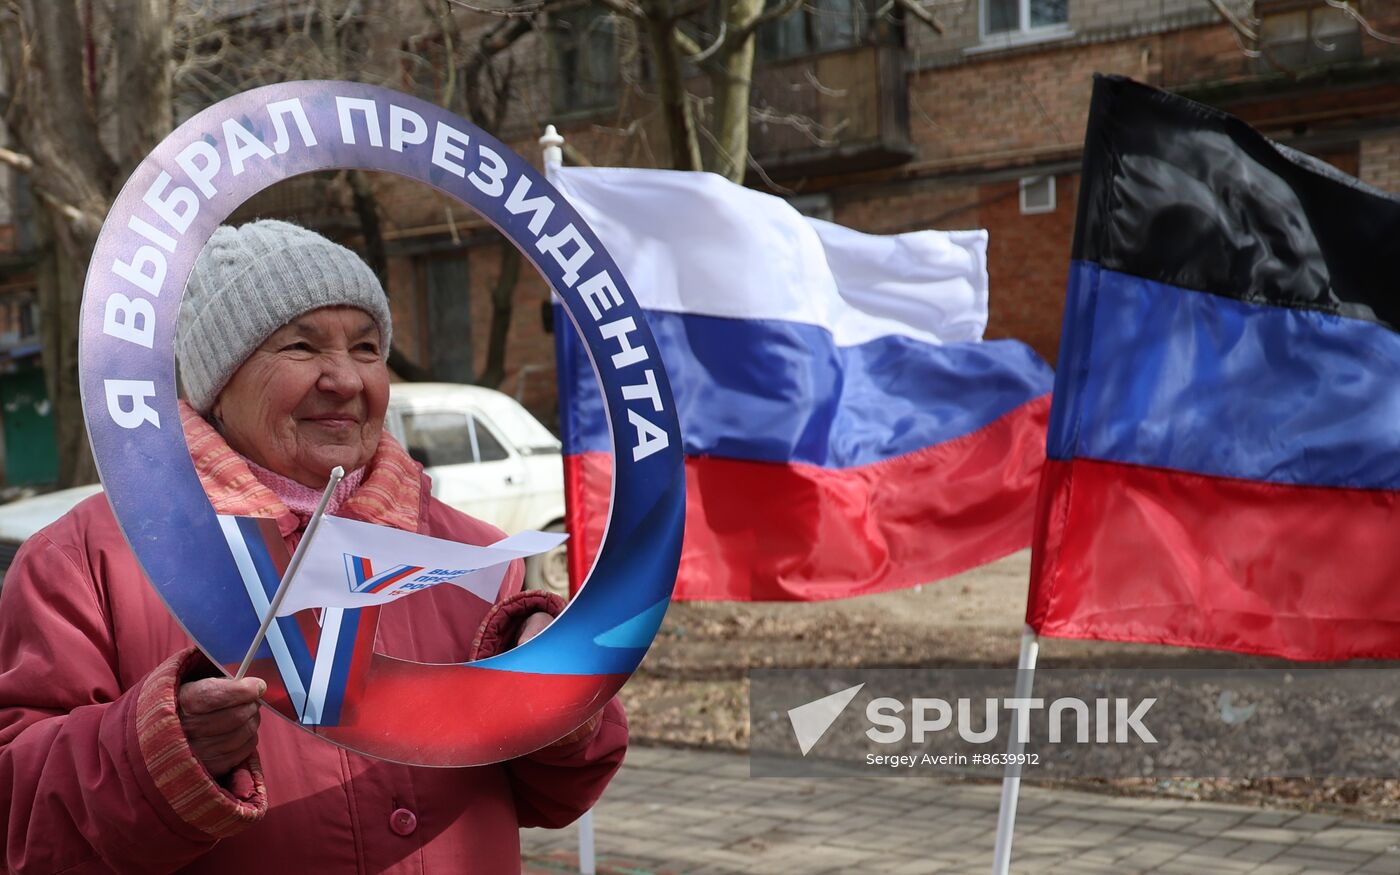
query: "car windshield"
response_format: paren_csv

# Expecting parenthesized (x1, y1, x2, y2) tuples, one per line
(489, 402, 561, 454)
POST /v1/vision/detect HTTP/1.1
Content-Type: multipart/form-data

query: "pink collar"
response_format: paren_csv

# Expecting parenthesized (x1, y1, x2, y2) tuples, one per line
(243, 458, 367, 518)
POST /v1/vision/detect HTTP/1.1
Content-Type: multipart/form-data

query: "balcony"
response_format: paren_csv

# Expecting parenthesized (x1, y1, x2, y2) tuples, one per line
(747, 43, 912, 179)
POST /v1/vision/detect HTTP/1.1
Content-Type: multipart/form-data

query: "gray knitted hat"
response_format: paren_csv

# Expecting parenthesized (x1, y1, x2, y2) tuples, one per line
(176, 220, 393, 412)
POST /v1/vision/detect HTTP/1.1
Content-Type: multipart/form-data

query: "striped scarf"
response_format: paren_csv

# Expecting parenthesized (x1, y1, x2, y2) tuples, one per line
(179, 401, 422, 543)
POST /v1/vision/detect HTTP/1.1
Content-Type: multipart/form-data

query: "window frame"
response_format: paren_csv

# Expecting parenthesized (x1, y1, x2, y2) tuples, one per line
(401, 409, 479, 468)
(1254, 2, 1362, 72)
(400, 406, 518, 469)
(469, 413, 512, 463)
(1019, 175, 1056, 215)
(976, 0, 1071, 48)
(755, 0, 872, 65)
(549, 2, 623, 118)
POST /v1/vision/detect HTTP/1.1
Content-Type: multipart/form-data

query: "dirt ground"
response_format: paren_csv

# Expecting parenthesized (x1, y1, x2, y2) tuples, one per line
(618, 550, 1400, 821)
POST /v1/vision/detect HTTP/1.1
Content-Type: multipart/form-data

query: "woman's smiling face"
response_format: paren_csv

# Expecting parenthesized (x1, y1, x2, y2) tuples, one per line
(212, 306, 389, 487)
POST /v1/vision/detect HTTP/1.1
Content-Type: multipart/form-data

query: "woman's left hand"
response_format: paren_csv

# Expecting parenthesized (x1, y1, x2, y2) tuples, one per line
(516, 612, 552, 645)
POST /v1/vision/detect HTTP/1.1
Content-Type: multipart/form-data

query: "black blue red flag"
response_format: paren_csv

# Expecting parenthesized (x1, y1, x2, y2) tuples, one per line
(1027, 75, 1400, 661)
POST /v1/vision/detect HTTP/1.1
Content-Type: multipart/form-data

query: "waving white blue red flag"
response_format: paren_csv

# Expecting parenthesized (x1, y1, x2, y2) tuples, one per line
(214, 515, 563, 724)
(550, 166, 1054, 601)
(1027, 76, 1400, 661)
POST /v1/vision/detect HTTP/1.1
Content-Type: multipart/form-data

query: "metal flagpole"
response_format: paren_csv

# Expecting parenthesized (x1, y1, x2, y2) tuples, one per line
(991, 624, 1040, 875)
(234, 465, 345, 680)
(540, 122, 598, 875)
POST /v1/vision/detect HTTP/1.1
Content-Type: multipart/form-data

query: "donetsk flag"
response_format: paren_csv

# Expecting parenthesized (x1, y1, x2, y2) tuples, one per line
(551, 165, 1053, 601)
(1027, 76, 1400, 661)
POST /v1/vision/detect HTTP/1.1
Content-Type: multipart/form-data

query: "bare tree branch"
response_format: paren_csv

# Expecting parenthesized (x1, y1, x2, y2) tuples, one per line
(673, 26, 701, 55)
(447, 0, 548, 16)
(35, 190, 101, 237)
(423, 0, 460, 110)
(591, 0, 647, 20)
(749, 104, 849, 148)
(1206, 0, 1257, 44)
(895, 0, 944, 34)
(732, 0, 803, 42)
(563, 141, 593, 165)
(461, 13, 532, 120)
(689, 20, 726, 61)
(0, 144, 33, 173)
(1324, 0, 1400, 45)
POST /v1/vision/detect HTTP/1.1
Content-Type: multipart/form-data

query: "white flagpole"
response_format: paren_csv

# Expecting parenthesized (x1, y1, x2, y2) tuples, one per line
(234, 465, 345, 680)
(992, 624, 1040, 875)
(541, 123, 564, 171)
(542, 122, 597, 875)
(577, 809, 597, 875)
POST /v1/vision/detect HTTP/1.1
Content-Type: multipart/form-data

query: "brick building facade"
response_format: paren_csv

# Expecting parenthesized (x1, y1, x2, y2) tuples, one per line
(327, 0, 1400, 431)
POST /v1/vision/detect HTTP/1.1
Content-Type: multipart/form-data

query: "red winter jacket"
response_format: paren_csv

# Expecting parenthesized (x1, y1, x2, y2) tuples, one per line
(0, 416, 626, 874)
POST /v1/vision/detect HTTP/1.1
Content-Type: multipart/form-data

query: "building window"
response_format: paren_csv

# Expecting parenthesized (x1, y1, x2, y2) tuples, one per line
(0, 291, 39, 349)
(552, 5, 621, 114)
(423, 253, 474, 383)
(982, 0, 1068, 40)
(1256, 2, 1361, 72)
(758, 0, 866, 62)
(1019, 175, 1055, 215)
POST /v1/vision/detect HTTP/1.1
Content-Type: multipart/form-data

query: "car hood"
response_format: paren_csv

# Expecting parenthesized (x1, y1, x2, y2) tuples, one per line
(0, 484, 104, 542)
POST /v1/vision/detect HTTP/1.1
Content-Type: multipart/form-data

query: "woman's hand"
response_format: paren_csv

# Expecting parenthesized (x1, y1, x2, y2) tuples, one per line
(516, 612, 553, 645)
(177, 677, 265, 779)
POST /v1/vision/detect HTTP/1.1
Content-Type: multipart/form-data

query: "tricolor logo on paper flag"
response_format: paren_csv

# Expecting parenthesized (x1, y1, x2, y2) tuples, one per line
(344, 556, 424, 595)
(550, 165, 1054, 601)
(1027, 76, 1400, 662)
(263, 516, 564, 617)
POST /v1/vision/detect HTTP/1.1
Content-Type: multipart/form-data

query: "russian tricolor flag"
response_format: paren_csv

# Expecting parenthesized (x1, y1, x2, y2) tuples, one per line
(1028, 76, 1400, 661)
(551, 166, 1054, 601)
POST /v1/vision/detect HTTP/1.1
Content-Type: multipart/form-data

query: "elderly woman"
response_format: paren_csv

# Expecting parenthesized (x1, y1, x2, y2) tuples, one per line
(0, 220, 626, 873)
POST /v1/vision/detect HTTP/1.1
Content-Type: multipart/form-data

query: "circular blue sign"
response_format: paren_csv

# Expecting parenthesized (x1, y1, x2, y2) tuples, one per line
(80, 81, 684, 766)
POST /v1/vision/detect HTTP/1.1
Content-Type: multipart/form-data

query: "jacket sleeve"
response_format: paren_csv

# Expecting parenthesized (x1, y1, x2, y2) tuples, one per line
(472, 588, 629, 828)
(0, 531, 265, 874)
(505, 697, 628, 829)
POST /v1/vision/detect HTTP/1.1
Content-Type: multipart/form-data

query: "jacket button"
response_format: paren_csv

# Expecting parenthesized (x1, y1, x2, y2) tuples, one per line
(390, 808, 418, 836)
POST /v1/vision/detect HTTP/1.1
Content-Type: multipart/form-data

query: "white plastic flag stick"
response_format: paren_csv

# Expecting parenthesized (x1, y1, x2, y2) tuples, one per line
(541, 123, 564, 170)
(577, 809, 596, 875)
(991, 624, 1040, 875)
(234, 465, 345, 680)
(541, 120, 597, 875)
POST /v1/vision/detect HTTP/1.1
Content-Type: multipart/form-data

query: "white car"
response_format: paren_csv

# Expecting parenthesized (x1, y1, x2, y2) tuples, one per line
(0, 384, 571, 595)
(385, 383, 568, 593)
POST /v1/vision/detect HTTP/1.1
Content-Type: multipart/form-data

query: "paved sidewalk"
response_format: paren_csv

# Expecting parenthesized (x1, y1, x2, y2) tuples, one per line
(522, 747, 1400, 875)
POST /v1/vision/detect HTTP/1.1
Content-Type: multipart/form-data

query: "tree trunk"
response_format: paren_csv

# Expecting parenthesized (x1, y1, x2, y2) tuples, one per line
(110, 0, 174, 181)
(36, 208, 97, 486)
(642, 1, 702, 171)
(476, 242, 520, 390)
(710, 0, 762, 182)
(347, 169, 434, 382)
(1, 0, 156, 487)
(349, 170, 389, 283)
